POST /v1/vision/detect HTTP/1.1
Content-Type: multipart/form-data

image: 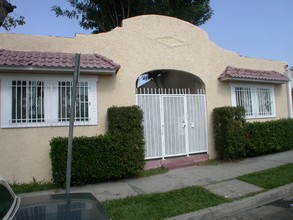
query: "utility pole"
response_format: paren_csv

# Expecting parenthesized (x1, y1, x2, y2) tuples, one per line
(65, 53, 81, 195)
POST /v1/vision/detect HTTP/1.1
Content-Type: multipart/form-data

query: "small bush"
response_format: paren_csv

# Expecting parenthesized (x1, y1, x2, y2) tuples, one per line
(50, 134, 143, 186)
(50, 105, 145, 186)
(212, 106, 247, 159)
(107, 105, 145, 174)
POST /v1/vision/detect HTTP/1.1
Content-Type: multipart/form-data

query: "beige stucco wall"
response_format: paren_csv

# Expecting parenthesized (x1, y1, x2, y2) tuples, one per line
(0, 15, 289, 183)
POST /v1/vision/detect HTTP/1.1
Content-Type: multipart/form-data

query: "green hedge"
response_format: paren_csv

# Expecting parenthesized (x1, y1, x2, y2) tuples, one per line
(244, 119, 293, 156)
(212, 106, 246, 159)
(107, 105, 145, 175)
(213, 106, 293, 160)
(50, 105, 145, 186)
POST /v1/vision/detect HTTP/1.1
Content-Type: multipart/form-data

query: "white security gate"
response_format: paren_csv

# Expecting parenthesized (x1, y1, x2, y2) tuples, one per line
(136, 88, 208, 159)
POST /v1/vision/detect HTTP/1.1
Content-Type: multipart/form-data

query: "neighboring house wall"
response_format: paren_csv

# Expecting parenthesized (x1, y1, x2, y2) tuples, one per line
(0, 15, 289, 183)
(286, 68, 293, 118)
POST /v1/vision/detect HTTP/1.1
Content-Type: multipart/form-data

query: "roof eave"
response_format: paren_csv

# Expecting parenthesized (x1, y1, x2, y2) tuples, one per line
(0, 66, 118, 76)
(219, 77, 288, 84)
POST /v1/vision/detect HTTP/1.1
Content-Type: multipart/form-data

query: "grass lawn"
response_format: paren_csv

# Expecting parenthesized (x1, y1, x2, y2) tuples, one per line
(102, 186, 230, 220)
(237, 163, 293, 189)
(10, 178, 56, 194)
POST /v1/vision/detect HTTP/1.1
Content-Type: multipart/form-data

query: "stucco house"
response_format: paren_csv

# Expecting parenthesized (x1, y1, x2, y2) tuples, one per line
(0, 15, 291, 183)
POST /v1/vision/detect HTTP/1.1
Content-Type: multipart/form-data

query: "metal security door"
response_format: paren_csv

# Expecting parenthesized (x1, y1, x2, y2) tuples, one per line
(136, 88, 208, 160)
(162, 96, 187, 157)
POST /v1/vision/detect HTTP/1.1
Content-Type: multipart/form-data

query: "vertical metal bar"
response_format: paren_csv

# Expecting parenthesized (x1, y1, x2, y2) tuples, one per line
(78, 83, 81, 121)
(160, 95, 165, 159)
(14, 81, 18, 123)
(20, 81, 23, 123)
(40, 82, 43, 122)
(35, 82, 38, 122)
(30, 82, 33, 122)
(66, 53, 81, 195)
(183, 95, 189, 155)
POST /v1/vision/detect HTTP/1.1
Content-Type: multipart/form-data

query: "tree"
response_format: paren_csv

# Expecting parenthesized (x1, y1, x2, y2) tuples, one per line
(0, 0, 25, 31)
(52, 0, 213, 33)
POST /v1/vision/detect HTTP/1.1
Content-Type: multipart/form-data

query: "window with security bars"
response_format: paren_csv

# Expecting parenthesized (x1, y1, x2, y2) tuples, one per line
(58, 81, 89, 122)
(1, 76, 97, 128)
(12, 80, 44, 123)
(231, 84, 275, 118)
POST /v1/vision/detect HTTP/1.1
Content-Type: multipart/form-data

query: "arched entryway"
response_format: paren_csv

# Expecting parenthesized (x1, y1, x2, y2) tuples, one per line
(135, 69, 208, 160)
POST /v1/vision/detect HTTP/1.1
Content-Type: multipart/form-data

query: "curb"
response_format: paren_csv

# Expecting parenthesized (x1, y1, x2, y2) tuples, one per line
(166, 183, 293, 220)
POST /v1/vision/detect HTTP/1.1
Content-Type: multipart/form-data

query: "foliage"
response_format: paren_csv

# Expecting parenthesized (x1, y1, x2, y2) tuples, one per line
(212, 106, 246, 159)
(213, 106, 293, 160)
(244, 119, 293, 156)
(102, 186, 229, 220)
(10, 178, 56, 194)
(50, 105, 145, 186)
(107, 105, 144, 145)
(52, 0, 213, 33)
(237, 163, 293, 189)
(107, 105, 145, 173)
(1, 14, 25, 31)
(0, 0, 25, 31)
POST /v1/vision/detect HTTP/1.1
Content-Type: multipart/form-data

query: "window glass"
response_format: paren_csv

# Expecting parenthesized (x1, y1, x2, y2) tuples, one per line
(235, 87, 253, 116)
(58, 81, 89, 122)
(0, 183, 14, 219)
(232, 84, 275, 118)
(11, 81, 44, 123)
(257, 88, 272, 116)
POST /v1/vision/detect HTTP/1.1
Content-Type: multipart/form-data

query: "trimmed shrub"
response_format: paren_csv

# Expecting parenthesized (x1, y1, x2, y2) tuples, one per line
(107, 105, 145, 174)
(213, 106, 293, 160)
(50, 135, 118, 186)
(212, 106, 247, 159)
(244, 118, 293, 156)
(50, 105, 145, 186)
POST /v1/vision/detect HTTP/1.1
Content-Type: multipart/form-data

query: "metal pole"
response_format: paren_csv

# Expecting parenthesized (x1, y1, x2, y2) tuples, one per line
(65, 53, 81, 195)
(286, 70, 293, 118)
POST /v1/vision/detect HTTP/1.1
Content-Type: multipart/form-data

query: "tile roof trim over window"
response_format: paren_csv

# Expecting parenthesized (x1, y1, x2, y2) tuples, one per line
(218, 66, 289, 84)
(0, 49, 121, 75)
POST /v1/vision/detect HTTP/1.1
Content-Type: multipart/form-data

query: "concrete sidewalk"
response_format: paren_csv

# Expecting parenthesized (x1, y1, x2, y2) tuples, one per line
(19, 150, 293, 218)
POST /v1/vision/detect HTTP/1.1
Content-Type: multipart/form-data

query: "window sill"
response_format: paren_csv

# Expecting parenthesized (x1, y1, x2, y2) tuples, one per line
(246, 115, 276, 120)
(1, 121, 97, 129)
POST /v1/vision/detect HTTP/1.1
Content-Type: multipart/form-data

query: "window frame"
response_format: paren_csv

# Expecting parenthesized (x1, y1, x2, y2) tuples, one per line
(0, 74, 98, 128)
(230, 83, 276, 119)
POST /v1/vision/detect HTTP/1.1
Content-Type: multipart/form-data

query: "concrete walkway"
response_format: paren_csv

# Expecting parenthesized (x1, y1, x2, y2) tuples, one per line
(19, 150, 293, 219)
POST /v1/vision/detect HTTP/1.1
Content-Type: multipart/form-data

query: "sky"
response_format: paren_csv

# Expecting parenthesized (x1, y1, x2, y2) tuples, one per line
(1, 0, 293, 68)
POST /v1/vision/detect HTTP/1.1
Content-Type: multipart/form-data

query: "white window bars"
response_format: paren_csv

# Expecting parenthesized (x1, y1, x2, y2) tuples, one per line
(1, 76, 97, 128)
(232, 84, 275, 118)
(58, 81, 89, 122)
(11, 80, 44, 123)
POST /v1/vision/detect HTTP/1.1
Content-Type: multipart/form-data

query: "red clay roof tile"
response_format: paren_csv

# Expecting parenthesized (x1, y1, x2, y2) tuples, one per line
(218, 66, 289, 83)
(0, 49, 120, 72)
